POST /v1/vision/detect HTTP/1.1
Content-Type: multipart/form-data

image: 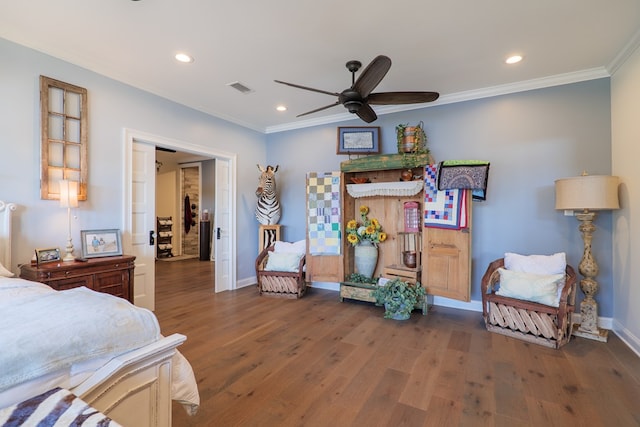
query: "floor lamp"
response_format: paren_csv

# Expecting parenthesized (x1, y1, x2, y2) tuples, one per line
(60, 179, 79, 262)
(555, 173, 619, 342)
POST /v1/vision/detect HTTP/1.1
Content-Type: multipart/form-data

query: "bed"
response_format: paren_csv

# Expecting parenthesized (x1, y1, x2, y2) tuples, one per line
(0, 201, 199, 426)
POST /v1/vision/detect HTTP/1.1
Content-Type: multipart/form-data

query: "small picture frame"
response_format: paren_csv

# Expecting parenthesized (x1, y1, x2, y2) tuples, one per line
(35, 247, 61, 265)
(337, 126, 380, 155)
(80, 229, 123, 258)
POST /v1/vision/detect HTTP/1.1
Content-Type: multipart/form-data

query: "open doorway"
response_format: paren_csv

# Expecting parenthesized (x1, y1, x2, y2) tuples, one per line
(155, 149, 215, 262)
(123, 129, 237, 311)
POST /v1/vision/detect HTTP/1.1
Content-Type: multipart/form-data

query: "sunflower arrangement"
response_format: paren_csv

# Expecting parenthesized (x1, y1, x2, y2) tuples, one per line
(346, 205, 387, 247)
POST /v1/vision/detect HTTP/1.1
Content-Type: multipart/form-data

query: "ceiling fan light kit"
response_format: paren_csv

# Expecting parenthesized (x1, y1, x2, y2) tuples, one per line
(275, 55, 439, 123)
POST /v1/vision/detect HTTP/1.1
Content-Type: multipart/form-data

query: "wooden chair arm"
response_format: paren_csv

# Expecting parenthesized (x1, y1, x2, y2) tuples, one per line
(481, 258, 504, 291)
(255, 245, 274, 274)
(297, 254, 306, 276)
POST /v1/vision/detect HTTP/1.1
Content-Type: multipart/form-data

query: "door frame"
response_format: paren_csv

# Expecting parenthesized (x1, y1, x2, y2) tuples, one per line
(123, 128, 237, 293)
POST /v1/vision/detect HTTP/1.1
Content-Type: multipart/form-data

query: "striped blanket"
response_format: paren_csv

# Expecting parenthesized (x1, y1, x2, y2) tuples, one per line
(0, 388, 121, 426)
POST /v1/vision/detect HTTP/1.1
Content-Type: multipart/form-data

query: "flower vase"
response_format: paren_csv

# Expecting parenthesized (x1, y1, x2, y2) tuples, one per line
(354, 240, 378, 279)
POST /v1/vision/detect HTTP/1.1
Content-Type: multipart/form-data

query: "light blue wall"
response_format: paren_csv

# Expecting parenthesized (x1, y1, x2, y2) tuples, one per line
(0, 38, 266, 281)
(1, 36, 617, 316)
(266, 79, 615, 314)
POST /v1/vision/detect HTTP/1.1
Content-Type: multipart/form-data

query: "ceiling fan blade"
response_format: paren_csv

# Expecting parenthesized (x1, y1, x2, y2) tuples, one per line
(367, 91, 440, 105)
(296, 101, 341, 117)
(353, 55, 392, 98)
(274, 80, 339, 97)
(355, 103, 377, 123)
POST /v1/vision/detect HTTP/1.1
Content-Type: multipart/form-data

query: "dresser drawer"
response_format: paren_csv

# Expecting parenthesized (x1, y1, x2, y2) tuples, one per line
(47, 275, 94, 291)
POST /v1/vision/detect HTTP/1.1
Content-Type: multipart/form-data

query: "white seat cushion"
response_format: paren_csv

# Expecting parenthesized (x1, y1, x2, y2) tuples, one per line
(504, 252, 566, 275)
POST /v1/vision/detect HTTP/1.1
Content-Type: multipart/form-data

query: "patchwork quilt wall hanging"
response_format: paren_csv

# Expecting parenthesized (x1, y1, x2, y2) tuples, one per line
(424, 164, 468, 229)
(307, 171, 341, 255)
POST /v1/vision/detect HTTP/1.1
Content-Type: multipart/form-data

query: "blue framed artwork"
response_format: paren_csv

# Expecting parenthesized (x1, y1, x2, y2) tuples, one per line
(337, 127, 380, 154)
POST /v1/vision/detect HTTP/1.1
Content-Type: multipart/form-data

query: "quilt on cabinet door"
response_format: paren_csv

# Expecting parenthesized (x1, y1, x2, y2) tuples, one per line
(307, 171, 341, 255)
(423, 164, 467, 230)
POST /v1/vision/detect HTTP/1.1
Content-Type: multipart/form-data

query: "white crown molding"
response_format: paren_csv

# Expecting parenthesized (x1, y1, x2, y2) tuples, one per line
(265, 68, 610, 134)
(607, 28, 640, 75)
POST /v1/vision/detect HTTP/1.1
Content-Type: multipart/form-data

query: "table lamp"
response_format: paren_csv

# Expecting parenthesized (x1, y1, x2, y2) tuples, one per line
(60, 179, 79, 262)
(555, 173, 619, 342)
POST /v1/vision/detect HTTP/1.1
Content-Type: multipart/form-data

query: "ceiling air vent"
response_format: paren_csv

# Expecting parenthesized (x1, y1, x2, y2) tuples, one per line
(226, 81, 254, 94)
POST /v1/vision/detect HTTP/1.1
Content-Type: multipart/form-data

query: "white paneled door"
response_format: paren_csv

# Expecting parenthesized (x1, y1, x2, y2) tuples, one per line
(215, 158, 232, 292)
(131, 141, 156, 310)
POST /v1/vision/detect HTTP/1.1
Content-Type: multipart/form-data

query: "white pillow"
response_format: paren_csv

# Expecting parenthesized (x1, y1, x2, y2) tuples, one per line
(273, 240, 306, 255)
(504, 252, 566, 275)
(264, 252, 304, 273)
(0, 262, 15, 277)
(496, 268, 565, 307)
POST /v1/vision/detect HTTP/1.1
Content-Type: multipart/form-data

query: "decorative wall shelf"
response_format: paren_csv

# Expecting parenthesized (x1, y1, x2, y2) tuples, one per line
(341, 153, 432, 173)
(346, 181, 424, 198)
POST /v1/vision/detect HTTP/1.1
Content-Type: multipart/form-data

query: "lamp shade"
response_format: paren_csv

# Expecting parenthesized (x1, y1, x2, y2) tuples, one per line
(59, 180, 79, 208)
(555, 175, 619, 211)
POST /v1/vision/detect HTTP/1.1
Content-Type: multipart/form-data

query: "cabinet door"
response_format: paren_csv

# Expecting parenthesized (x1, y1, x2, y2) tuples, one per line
(422, 195, 472, 302)
(305, 172, 344, 283)
(94, 269, 129, 300)
(307, 254, 344, 283)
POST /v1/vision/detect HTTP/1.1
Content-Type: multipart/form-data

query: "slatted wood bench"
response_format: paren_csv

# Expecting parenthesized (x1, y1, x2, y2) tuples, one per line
(481, 258, 577, 349)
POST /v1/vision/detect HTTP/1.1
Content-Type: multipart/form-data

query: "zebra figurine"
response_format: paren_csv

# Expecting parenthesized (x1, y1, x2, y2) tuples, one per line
(255, 164, 281, 225)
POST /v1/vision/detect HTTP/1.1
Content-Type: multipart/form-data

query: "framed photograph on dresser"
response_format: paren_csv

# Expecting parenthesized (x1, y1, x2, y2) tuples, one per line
(80, 229, 122, 258)
(35, 247, 61, 265)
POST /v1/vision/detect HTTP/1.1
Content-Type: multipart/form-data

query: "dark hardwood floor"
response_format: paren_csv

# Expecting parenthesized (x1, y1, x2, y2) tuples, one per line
(154, 259, 640, 427)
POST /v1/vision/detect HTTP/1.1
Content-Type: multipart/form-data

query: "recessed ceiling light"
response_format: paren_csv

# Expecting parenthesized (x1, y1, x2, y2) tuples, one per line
(276, 105, 287, 112)
(175, 53, 194, 63)
(506, 55, 523, 64)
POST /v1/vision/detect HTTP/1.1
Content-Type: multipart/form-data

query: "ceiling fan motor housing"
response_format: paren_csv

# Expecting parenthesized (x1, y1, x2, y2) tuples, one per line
(339, 89, 363, 113)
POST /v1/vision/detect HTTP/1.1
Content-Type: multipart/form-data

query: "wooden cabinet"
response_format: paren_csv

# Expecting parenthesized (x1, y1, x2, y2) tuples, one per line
(307, 153, 472, 302)
(19, 255, 136, 303)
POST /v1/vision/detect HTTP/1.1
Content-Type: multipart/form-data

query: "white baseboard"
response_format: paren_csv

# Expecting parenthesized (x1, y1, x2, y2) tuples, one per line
(570, 313, 613, 330)
(432, 296, 483, 312)
(237, 276, 257, 289)
(309, 281, 340, 291)
(611, 320, 640, 357)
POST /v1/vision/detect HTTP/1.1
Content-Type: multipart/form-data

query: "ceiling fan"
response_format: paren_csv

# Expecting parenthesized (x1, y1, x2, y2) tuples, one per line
(275, 55, 439, 123)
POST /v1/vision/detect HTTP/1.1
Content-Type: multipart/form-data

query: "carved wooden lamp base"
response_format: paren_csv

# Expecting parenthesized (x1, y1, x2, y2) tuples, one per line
(572, 294, 608, 342)
(571, 212, 608, 342)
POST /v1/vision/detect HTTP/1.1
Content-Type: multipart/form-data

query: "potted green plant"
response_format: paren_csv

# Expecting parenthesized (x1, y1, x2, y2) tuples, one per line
(372, 278, 426, 320)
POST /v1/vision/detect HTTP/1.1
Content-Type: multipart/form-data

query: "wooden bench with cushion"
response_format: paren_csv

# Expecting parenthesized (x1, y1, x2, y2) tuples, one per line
(481, 255, 577, 349)
(255, 240, 306, 299)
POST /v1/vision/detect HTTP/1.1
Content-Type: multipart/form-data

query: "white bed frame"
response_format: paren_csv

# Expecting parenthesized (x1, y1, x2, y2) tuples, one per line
(0, 201, 185, 427)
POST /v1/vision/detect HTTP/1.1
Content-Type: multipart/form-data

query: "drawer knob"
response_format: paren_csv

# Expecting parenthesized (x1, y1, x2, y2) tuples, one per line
(114, 264, 119, 268)
(65, 271, 71, 276)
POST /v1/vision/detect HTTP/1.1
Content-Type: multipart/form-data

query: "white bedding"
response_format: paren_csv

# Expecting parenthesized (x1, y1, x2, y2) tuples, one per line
(0, 277, 160, 391)
(0, 277, 199, 413)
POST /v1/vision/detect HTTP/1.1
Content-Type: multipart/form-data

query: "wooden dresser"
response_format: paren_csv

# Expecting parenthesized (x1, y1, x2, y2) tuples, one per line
(19, 255, 136, 303)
